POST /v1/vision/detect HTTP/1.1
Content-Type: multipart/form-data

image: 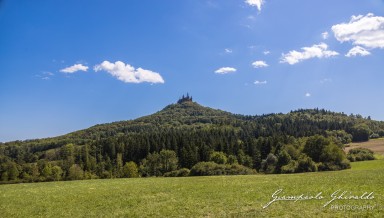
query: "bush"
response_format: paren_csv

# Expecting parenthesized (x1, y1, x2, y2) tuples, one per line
(281, 160, 298, 174)
(317, 159, 351, 171)
(164, 168, 190, 177)
(209, 151, 227, 164)
(296, 154, 317, 173)
(260, 153, 278, 174)
(227, 155, 238, 165)
(347, 148, 375, 162)
(123, 161, 139, 178)
(350, 124, 371, 142)
(189, 162, 255, 176)
(68, 164, 84, 180)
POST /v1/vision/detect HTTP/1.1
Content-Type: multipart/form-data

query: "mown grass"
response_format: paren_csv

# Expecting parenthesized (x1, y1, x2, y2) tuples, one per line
(1, 160, 383, 217)
(345, 138, 384, 155)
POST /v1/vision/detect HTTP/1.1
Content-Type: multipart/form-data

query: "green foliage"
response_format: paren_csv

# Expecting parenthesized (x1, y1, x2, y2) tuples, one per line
(122, 161, 139, 178)
(347, 148, 375, 162)
(303, 135, 330, 162)
(296, 154, 317, 173)
(140, 149, 179, 177)
(227, 155, 238, 165)
(209, 151, 227, 164)
(190, 162, 255, 176)
(276, 149, 291, 173)
(237, 149, 253, 168)
(350, 124, 371, 142)
(163, 168, 190, 177)
(280, 160, 298, 174)
(301, 135, 351, 171)
(326, 130, 352, 144)
(140, 152, 161, 177)
(1, 100, 383, 183)
(51, 166, 63, 181)
(68, 164, 84, 180)
(260, 153, 278, 174)
(159, 150, 179, 173)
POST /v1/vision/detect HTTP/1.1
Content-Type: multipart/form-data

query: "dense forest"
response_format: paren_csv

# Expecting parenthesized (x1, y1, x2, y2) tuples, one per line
(1, 95, 383, 183)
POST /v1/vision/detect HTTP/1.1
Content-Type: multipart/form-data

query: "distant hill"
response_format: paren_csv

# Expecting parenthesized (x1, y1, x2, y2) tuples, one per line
(1, 96, 384, 183)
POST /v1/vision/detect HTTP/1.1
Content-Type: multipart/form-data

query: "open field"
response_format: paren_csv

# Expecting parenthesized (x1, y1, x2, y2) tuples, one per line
(345, 138, 384, 155)
(1, 160, 383, 217)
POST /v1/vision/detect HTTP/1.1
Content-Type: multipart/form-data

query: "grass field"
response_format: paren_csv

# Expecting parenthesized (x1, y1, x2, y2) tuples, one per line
(1, 160, 383, 217)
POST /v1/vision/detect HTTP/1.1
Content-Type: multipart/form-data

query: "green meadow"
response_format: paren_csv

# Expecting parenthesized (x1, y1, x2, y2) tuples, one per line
(1, 160, 383, 217)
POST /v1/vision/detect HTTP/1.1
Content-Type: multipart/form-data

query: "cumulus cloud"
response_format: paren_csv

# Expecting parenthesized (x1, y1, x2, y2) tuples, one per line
(280, 43, 339, 65)
(345, 46, 371, 57)
(331, 13, 384, 49)
(60, 64, 88, 73)
(254, 80, 267, 85)
(94, 61, 165, 84)
(245, 0, 264, 11)
(252, 60, 269, 68)
(322, 31, 329, 39)
(214, 67, 237, 74)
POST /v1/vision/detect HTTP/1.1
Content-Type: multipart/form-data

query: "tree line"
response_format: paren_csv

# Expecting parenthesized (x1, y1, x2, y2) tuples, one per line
(1, 101, 383, 183)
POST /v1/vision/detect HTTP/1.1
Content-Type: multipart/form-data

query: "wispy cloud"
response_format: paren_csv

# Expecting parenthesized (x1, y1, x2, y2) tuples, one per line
(254, 80, 267, 85)
(60, 64, 88, 73)
(214, 67, 237, 74)
(263, 50, 270, 55)
(280, 43, 339, 65)
(305, 93, 311, 97)
(36, 71, 54, 80)
(252, 60, 269, 68)
(320, 78, 332, 84)
(224, 48, 233, 53)
(322, 31, 329, 40)
(94, 61, 165, 84)
(245, 0, 265, 11)
(345, 46, 371, 57)
(332, 13, 384, 49)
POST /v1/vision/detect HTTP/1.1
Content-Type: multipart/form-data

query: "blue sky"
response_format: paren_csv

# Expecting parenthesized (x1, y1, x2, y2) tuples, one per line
(1, 0, 384, 142)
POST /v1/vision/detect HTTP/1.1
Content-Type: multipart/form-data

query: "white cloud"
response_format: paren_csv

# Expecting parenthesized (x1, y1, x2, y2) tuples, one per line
(225, 48, 233, 53)
(263, 50, 270, 55)
(305, 93, 311, 97)
(254, 80, 267, 85)
(60, 64, 88, 73)
(94, 61, 165, 84)
(331, 13, 384, 49)
(245, 0, 264, 11)
(322, 31, 329, 39)
(345, 46, 371, 57)
(280, 43, 339, 65)
(214, 67, 237, 74)
(252, 60, 269, 68)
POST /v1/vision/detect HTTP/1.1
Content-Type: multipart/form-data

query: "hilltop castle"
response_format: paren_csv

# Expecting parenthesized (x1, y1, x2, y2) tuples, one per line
(177, 93, 193, 104)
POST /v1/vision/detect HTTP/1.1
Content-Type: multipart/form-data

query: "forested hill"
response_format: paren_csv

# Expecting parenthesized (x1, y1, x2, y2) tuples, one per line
(1, 97, 384, 183)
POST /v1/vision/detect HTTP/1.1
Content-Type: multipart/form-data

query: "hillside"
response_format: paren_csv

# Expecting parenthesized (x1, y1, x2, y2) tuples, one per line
(1, 96, 384, 183)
